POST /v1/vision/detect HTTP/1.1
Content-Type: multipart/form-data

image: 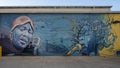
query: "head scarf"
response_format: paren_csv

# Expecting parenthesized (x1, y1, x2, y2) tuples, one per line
(11, 16, 34, 32)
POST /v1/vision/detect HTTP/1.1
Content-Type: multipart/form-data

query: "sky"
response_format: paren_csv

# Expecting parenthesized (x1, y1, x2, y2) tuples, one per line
(0, 0, 120, 11)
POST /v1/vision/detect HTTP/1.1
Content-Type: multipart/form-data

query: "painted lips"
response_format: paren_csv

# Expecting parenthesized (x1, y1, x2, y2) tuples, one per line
(19, 38, 27, 45)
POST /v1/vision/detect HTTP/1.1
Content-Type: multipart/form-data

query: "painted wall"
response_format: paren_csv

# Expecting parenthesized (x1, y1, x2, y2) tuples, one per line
(0, 13, 120, 56)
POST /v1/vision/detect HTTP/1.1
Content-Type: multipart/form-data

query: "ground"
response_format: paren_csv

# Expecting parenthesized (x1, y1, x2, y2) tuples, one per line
(0, 56, 120, 68)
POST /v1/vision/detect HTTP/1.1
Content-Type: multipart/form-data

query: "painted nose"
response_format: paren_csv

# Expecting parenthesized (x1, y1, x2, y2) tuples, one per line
(23, 30, 30, 36)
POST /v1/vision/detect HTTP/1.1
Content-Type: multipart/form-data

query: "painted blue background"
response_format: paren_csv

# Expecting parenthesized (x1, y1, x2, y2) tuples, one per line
(0, 13, 117, 56)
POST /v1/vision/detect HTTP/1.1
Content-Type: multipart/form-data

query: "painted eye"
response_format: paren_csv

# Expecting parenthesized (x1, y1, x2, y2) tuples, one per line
(19, 26, 26, 31)
(28, 29, 33, 34)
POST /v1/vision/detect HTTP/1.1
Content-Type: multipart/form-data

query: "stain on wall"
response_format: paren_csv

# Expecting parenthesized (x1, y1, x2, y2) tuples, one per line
(0, 13, 120, 56)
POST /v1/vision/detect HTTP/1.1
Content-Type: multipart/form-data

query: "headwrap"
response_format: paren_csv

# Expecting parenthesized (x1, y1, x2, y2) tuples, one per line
(11, 16, 34, 31)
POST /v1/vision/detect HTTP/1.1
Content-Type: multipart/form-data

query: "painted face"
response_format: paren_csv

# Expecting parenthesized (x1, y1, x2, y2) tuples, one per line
(79, 26, 91, 46)
(11, 23, 33, 49)
(78, 26, 95, 54)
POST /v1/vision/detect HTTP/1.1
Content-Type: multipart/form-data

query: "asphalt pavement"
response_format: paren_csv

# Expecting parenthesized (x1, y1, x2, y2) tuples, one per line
(0, 56, 120, 68)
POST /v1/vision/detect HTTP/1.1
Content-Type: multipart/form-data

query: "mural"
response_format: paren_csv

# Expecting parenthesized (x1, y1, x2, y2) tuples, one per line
(0, 13, 120, 56)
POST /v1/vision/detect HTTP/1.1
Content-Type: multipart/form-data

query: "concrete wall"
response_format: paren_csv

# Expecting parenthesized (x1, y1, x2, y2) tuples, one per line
(0, 13, 120, 56)
(1, 6, 120, 56)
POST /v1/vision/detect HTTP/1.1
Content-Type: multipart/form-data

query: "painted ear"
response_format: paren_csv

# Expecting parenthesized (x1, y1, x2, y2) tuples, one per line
(9, 32, 13, 41)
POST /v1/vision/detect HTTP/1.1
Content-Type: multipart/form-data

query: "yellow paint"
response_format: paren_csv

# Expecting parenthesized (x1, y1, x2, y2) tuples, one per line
(108, 14, 120, 52)
(77, 44, 82, 49)
(99, 14, 120, 56)
(66, 44, 82, 56)
(98, 45, 115, 56)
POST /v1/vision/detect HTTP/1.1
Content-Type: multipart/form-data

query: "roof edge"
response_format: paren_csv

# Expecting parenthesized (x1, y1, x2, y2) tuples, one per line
(0, 6, 112, 8)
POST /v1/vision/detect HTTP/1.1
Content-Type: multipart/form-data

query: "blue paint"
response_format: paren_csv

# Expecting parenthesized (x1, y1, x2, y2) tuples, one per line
(0, 13, 117, 56)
